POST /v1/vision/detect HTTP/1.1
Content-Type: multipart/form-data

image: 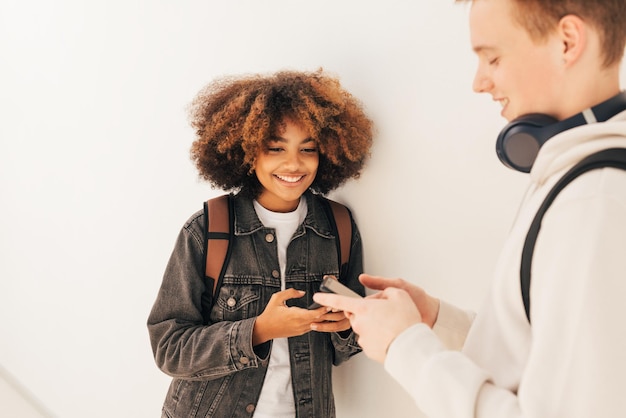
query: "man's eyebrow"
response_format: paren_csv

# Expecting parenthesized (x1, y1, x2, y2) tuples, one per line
(473, 45, 497, 54)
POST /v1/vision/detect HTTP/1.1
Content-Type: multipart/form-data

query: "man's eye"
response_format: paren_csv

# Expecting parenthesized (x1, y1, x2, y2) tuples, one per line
(489, 57, 499, 65)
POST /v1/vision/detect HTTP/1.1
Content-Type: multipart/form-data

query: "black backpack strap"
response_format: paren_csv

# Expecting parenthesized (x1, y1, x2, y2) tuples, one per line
(521, 148, 626, 323)
(204, 194, 234, 299)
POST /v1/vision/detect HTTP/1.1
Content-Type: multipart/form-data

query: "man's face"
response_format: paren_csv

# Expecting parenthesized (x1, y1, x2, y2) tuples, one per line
(469, 0, 565, 121)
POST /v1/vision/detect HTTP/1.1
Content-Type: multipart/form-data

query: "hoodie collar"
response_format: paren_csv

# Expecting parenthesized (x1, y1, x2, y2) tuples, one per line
(530, 109, 626, 186)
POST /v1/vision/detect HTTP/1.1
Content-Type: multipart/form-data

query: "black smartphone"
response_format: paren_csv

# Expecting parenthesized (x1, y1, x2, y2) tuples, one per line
(308, 275, 363, 309)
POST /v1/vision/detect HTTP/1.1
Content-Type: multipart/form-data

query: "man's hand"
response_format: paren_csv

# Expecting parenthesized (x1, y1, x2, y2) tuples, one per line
(359, 274, 440, 327)
(312, 287, 422, 363)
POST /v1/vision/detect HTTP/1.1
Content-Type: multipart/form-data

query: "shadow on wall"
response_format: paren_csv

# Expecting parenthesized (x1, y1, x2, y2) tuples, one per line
(0, 365, 55, 418)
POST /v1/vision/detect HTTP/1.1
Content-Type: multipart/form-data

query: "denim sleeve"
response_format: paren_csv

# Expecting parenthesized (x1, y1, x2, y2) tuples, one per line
(147, 212, 264, 380)
(330, 213, 364, 365)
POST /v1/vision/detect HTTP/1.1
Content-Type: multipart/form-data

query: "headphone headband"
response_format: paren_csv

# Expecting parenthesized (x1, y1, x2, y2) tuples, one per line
(496, 91, 626, 173)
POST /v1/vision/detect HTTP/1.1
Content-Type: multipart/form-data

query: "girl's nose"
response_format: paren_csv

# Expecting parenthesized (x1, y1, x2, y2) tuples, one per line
(284, 152, 301, 169)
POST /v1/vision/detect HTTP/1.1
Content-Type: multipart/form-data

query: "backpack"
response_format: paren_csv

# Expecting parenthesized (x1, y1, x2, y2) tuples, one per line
(202, 194, 352, 311)
(521, 148, 626, 323)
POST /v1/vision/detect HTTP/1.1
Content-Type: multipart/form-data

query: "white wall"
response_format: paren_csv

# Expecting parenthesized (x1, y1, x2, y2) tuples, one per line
(4, 1, 617, 417)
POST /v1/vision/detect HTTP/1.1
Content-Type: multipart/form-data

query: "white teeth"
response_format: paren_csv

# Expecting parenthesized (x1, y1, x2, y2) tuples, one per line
(276, 175, 303, 183)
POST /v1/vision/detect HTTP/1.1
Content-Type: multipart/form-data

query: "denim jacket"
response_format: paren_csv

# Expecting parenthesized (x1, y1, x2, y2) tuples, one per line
(147, 191, 364, 418)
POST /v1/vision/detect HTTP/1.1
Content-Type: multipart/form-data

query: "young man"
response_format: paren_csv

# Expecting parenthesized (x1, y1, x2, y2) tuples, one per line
(312, 0, 626, 416)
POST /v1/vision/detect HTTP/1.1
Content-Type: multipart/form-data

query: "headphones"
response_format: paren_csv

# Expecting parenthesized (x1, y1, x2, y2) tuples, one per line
(496, 91, 626, 173)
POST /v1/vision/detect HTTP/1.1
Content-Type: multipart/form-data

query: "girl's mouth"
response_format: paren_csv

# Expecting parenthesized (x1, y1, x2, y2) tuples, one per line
(275, 174, 305, 183)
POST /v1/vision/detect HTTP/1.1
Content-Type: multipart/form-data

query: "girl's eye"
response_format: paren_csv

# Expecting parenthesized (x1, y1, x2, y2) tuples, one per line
(302, 147, 318, 154)
(267, 146, 283, 153)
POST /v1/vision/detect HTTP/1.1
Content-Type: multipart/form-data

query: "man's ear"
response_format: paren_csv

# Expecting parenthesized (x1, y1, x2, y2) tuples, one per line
(558, 14, 586, 66)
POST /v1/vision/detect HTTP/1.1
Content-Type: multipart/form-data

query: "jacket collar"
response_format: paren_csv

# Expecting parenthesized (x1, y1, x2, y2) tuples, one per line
(232, 190, 334, 239)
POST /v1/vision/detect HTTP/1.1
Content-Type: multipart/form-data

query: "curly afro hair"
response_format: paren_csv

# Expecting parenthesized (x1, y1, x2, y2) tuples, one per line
(189, 69, 374, 198)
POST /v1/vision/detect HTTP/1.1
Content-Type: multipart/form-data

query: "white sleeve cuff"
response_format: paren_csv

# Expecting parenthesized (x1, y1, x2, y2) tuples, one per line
(384, 322, 490, 417)
(432, 299, 475, 350)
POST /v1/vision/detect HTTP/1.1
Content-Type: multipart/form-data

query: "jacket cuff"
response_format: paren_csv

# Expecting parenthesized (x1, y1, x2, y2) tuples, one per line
(229, 317, 261, 370)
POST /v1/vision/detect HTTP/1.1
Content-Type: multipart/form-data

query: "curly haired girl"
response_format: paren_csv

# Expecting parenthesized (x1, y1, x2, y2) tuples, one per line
(148, 69, 374, 418)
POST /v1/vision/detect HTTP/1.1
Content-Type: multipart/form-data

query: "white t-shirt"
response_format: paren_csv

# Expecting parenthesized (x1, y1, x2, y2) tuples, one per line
(252, 198, 307, 418)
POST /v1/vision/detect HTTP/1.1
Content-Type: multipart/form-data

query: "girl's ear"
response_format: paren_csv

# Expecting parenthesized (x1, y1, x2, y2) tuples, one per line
(558, 14, 587, 66)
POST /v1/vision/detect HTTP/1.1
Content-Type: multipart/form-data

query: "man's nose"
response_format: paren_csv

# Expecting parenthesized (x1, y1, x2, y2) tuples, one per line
(472, 70, 493, 93)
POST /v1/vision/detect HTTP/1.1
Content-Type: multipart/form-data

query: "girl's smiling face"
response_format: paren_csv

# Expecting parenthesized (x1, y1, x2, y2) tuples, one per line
(254, 119, 319, 212)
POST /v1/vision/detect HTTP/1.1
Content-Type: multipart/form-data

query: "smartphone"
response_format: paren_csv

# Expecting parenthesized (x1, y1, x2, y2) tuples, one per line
(308, 275, 363, 309)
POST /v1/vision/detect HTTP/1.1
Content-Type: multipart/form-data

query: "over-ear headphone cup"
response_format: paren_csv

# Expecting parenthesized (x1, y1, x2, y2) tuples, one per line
(496, 114, 558, 173)
(495, 91, 626, 172)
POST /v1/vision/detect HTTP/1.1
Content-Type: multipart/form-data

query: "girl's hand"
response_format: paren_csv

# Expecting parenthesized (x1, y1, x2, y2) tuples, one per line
(310, 310, 351, 333)
(252, 288, 328, 345)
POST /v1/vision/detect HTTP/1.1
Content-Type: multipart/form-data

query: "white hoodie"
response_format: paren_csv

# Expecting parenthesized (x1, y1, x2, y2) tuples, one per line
(385, 111, 626, 418)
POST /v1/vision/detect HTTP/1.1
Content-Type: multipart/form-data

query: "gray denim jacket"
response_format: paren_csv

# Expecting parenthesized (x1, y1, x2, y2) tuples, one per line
(147, 191, 364, 418)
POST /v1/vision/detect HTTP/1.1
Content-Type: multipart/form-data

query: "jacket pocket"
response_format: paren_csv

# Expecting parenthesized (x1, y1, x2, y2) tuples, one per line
(213, 285, 260, 322)
(164, 377, 233, 418)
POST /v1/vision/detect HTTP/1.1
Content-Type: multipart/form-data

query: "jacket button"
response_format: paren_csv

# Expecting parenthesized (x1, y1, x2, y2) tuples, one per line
(265, 233, 274, 243)
(271, 270, 280, 279)
(245, 404, 255, 413)
(227, 297, 236, 307)
(240, 356, 250, 365)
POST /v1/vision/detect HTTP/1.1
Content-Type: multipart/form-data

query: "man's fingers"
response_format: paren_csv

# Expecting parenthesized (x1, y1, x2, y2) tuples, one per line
(312, 292, 361, 313)
(359, 274, 404, 291)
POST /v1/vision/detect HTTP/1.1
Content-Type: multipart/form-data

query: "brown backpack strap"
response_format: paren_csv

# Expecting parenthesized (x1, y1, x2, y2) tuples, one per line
(205, 194, 231, 295)
(328, 200, 352, 268)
